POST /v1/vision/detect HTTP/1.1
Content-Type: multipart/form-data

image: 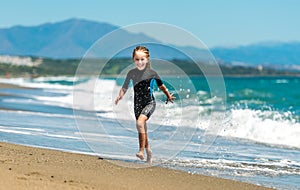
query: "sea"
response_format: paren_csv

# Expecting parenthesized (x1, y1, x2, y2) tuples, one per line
(0, 76, 299, 190)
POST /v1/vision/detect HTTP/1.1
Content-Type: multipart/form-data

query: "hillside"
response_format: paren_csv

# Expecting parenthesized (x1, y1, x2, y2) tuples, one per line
(1, 57, 299, 78)
(0, 19, 118, 58)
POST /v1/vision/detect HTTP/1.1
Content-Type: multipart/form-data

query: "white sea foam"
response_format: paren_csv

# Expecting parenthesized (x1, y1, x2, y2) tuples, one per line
(275, 79, 289, 84)
(33, 94, 74, 108)
(0, 126, 33, 135)
(0, 77, 74, 90)
(221, 109, 300, 148)
(162, 157, 300, 176)
(0, 125, 81, 140)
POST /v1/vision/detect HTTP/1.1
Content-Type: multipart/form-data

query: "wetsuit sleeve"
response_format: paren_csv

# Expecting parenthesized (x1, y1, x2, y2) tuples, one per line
(154, 71, 163, 86)
(122, 71, 131, 89)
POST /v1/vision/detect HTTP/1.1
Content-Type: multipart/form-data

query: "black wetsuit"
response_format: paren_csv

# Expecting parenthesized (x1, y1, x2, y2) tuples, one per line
(122, 67, 163, 120)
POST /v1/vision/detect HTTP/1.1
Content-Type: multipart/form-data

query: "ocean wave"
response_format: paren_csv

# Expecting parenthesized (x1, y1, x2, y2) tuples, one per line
(161, 157, 300, 177)
(221, 109, 300, 148)
(0, 76, 87, 89)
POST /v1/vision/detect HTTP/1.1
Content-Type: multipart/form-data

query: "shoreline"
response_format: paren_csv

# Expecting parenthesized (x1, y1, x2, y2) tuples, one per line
(0, 82, 33, 89)
(0, 142, 274, 190)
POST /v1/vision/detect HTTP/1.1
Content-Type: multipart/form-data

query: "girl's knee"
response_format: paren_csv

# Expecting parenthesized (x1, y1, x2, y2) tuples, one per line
(136, 121, 145, 133)
(136, 115, 148, 133)
(136, 120, 144, 128)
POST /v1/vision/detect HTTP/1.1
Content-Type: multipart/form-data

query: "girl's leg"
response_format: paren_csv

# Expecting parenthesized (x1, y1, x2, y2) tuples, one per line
(136, 114, 148, 160)
(144, 123, 152, 164)
(144, 123, 148, 148)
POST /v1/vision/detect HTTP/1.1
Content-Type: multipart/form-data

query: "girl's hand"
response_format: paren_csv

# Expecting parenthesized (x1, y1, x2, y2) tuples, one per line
(166, 93, 176, 104)
(158, 85, 175, 104)
(115, 88, 126, 105)
(115, 96, 122, 105)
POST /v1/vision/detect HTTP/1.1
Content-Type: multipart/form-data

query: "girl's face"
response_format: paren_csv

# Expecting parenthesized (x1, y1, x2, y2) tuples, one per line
(133, 50, 148, 70)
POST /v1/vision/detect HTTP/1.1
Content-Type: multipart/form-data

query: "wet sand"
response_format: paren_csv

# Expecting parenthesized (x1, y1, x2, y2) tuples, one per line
(0, 142, 274, 190)
(0, 83, 31, 89)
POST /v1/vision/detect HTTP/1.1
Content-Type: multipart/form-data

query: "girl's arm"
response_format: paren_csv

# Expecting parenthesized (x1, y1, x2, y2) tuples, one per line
(115, 88, 127, 105)
(158, 84, 175, 104)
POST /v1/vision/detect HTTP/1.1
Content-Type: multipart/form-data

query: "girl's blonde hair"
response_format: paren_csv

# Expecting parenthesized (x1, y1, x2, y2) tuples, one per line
(132, 46, 151, 68)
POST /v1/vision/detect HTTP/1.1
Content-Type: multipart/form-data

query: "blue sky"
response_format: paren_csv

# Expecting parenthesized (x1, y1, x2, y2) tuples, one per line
(1, 0, 299, 47)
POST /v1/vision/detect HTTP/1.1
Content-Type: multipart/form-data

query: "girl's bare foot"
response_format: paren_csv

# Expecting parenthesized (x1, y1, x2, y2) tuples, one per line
(146, 148, 152, 164)
(136, 151, 145, 160)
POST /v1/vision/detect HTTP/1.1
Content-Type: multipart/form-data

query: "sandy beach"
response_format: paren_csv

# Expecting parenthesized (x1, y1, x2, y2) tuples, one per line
(0, 142, 274, 190)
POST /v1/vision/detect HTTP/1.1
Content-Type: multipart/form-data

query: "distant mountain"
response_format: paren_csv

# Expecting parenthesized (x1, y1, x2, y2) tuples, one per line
(212, 42, 300, 69)
(1, 18, 300, 69)
(0, 18, 121, 58)
(0, 18, 209, 60)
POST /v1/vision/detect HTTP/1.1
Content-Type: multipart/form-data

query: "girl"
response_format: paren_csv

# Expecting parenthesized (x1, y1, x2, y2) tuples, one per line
(115, 46, 175, 163)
